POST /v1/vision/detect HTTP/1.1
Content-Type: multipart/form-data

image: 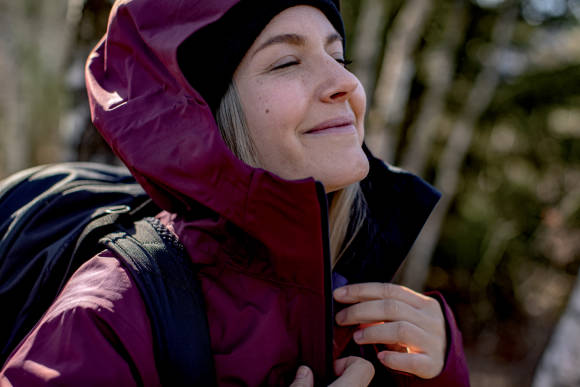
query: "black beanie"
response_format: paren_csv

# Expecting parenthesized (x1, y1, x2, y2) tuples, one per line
(177, 0, 344, 113)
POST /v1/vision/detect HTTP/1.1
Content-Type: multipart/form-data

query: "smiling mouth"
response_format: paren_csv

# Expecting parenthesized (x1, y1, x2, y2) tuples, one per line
(305, 117, 356, 134)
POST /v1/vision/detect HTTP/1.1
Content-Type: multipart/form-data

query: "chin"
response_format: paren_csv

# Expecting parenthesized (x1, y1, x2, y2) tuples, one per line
(323, 153, 370, 193)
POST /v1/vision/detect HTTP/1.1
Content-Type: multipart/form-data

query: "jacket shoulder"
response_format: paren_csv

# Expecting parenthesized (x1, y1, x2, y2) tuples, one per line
(0, 252, 160, 386)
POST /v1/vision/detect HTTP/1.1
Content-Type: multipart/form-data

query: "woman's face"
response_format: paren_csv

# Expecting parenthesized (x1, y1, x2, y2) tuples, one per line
(233, 5, 369, 192)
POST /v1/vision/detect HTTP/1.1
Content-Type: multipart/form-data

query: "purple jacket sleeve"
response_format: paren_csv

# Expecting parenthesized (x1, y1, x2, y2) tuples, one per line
(390, 291, 470, 387)
(0, 253, 161, 387)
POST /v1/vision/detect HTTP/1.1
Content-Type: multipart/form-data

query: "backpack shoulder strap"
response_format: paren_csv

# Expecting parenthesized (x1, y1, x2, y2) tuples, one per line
(0, 163, 155, 365)
(100, 217, 216, 387)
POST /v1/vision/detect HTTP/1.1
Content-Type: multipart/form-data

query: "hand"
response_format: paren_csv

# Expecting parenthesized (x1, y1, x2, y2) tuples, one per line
(289, 357, 374, 387)
(334, 283, 446, 379)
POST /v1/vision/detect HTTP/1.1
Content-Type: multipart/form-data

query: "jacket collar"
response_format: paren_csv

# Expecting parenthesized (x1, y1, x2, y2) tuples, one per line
(335, 148, 441, 284)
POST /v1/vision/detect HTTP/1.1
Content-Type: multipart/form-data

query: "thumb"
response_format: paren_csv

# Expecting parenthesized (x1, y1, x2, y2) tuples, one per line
(331, 357, 375, 387)
(289, 365, 314, 387)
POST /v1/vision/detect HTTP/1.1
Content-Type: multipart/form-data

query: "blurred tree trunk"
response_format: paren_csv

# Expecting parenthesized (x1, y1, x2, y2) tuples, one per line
(0, 0, 74, 176)
(402, 7, 519, 291)
(351, 0, 390, 100)
(0, 1, 31, 176)
(367, 0, 433, 163)
(532, 269, 580, 387)
(0, 41, 29, 176)
(400, 0, 467, 176)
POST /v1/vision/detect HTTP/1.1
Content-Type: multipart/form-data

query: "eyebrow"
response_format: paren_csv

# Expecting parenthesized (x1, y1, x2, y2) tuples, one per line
(251, 32, 343, 58)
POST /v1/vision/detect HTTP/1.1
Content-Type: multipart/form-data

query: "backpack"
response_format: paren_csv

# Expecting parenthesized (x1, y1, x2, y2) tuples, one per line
(0, 162, 215, 386)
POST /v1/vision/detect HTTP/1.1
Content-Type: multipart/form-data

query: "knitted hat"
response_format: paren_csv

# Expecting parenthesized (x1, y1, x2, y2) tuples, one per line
(177, 0, 344, 113)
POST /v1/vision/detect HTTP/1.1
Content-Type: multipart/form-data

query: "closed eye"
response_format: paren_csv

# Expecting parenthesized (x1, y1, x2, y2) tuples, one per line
(271, 60, 300, 71)
(336, 58, 353, 68)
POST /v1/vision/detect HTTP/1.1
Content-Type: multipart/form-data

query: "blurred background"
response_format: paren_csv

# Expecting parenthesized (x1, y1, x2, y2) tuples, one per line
(0, 0, 578, 385)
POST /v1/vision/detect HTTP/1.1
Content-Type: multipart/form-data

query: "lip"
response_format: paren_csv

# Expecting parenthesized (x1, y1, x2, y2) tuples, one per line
(304, 116, 356, 134)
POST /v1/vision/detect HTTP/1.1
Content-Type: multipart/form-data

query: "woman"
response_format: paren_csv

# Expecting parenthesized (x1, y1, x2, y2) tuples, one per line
(0, 0, 469, 385)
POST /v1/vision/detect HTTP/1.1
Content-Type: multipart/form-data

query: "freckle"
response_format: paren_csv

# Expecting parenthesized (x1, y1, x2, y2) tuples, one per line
(265, 109, 270, 114)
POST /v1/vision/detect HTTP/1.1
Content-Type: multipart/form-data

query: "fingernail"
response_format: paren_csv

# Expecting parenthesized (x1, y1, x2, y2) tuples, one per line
(353, 330, 362, 342)
(334, 288, 346, 298)
(296, 366, 309, 379)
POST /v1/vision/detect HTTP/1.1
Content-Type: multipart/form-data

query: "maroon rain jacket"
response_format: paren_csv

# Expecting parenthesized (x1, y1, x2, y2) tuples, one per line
(1, 0, 469, 386)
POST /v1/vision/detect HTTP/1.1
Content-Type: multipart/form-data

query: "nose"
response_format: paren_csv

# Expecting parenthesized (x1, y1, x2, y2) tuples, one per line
(319, 59, 360, 104)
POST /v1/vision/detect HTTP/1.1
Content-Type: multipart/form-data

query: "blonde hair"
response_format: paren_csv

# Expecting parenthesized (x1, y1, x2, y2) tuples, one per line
(216, 83, 366, 267)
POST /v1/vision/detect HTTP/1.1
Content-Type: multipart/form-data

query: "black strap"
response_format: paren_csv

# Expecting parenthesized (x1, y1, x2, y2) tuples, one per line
(61, 199, 160, 294)
(100, 217, 216, 386)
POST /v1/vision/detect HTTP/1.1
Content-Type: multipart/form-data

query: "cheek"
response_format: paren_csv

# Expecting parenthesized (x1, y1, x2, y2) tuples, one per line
(352, 85, 367, 141)
(245, 83, 307, 140)
(242, 85, 310, 174)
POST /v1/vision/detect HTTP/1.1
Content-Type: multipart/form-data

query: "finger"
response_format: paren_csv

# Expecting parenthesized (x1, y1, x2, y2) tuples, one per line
(289, 366, 314, 387)
(335, 298, 430, 328)
(332, 357, 375, 387)
(352, 321, 439, 353)
(334, 283, 434, 309)
(378, 351, 443, 380)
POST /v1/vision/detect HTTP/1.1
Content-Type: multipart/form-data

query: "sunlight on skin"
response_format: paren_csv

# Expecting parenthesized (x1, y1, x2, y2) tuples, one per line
(358, 322, 412, 353)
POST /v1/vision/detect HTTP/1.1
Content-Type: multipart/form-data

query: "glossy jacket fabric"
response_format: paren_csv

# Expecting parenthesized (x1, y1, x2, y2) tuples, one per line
(1, 0, 469, 385)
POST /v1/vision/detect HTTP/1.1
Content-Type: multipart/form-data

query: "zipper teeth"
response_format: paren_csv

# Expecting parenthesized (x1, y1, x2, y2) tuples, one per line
(145, 216, 186, 253)
(315, 182, 334, 385)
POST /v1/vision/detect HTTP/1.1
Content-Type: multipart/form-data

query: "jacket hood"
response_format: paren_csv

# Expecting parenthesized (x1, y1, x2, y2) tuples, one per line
(86, 0, 339, 251)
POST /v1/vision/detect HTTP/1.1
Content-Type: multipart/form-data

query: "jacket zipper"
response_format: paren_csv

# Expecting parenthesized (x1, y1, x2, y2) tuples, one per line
(315, 182, 334, 385)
